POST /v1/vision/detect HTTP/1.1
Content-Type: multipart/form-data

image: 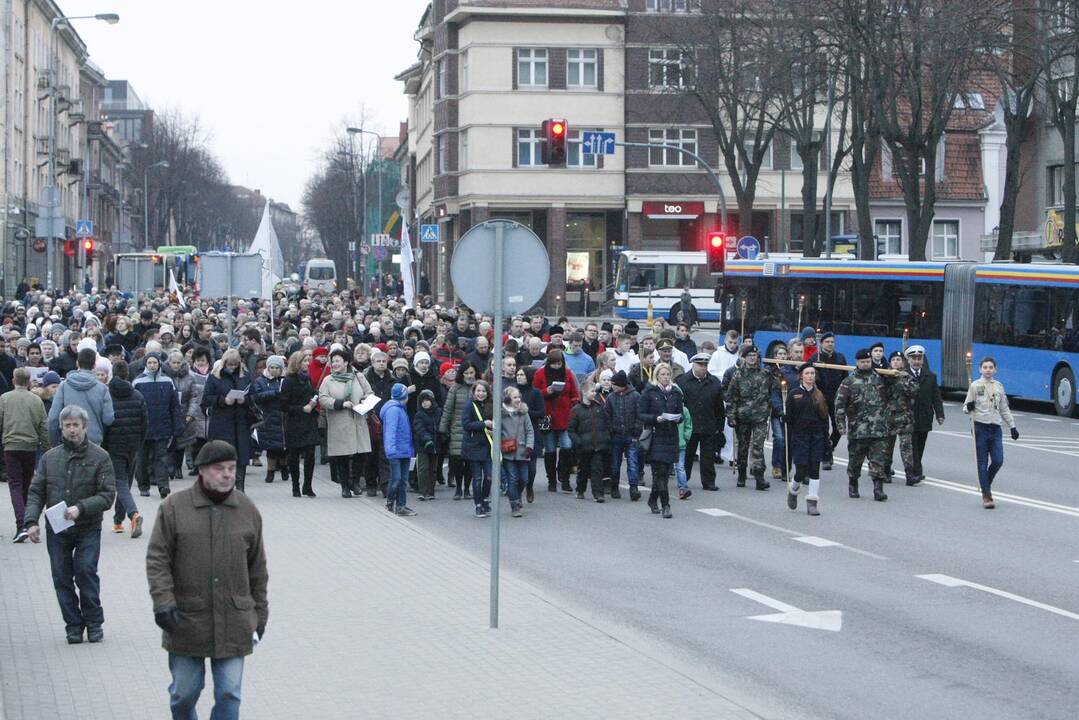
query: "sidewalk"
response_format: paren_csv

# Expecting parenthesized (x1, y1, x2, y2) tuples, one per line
(0, 468, 761, 719)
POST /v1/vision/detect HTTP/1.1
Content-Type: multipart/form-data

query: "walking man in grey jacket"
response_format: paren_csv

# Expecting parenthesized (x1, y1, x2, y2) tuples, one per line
(23, 405, 116, 643)
(46, 348, 114, 446)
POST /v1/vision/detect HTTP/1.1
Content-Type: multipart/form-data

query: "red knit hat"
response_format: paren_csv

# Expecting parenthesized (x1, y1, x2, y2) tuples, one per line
(439, 361, 456, 378)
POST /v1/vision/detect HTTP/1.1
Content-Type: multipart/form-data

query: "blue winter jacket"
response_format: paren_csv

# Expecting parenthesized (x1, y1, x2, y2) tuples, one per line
(132, 369, 183, 441)
(380, 399, 415, 460)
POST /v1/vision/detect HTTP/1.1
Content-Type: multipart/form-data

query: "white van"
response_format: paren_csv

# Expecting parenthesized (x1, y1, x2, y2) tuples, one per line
(303, 258, 337, 295)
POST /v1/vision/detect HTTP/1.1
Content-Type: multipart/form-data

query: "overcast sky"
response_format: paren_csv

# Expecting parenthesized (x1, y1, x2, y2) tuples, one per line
(68, 0, 429, 212)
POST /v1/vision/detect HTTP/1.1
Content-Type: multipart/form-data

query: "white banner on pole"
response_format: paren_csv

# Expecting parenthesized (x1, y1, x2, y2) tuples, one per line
(400, 222, 415, 309)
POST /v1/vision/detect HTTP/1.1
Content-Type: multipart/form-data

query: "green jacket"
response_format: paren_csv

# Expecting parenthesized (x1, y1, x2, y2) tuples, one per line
(885, 370, 917, 434)
(835, 369, 890, 439)
(678, 407, 694, 450)
(725, 365, 774, 424)
(0, 387, 49, 452)
(23, 438, 116, 530)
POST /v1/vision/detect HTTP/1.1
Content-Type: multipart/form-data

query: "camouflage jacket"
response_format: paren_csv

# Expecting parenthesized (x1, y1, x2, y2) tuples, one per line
(835, 369, 889, 439)
(885, 370, 917, 434)
(725, 364, 774, 424)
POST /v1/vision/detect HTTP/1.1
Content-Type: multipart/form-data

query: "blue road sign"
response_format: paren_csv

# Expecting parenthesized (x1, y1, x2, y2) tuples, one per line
(737, 236, 760, 260)
(581, 131, 616, 156)
(75, 219, 93, 237)
(420, 224, 440, 243)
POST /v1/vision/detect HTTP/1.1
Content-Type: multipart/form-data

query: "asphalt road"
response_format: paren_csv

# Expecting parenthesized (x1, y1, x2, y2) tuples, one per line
(409, 396, 1079, 720)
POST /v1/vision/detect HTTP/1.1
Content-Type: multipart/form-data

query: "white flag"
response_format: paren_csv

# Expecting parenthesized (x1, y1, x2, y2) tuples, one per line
(400, 222, 415, 310)
(168, 269, 187, 309)
(249, 201, 284, 300)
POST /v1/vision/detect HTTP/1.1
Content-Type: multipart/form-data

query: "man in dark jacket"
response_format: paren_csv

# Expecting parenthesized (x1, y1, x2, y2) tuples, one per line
(904, 345, 944, 483)
(48, 331, 81, 377)
(603, 371, 641, 500)
(146, 440, 268, 720)
(133, 352, 183, 498)
(23, 404, 116, 644)
(105, 360, 147, 537)
(807, 332, 848, 469)
(676, 354, 725, 492)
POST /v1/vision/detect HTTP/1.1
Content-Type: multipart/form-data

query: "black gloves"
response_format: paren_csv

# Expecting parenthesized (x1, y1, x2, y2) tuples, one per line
(1011, 428, 1019, 441)
(965, 402, 975, 413)
(154, 606, 179, 633)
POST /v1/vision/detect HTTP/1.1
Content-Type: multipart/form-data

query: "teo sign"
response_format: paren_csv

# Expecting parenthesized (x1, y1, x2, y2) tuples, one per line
(643, 201, 705, 219)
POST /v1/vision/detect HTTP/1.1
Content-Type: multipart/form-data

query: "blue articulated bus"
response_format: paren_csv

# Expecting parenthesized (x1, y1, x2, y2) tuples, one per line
(721, 258, 1079, 416)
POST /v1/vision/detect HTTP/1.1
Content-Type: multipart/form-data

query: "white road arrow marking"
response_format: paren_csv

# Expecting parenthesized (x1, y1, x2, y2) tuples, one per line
(917, 574, 1079, 623)
(730, 588, 843, 632)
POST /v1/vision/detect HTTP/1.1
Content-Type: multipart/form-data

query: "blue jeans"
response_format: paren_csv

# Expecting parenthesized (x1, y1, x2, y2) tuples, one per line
(386, 457, 410, 508)
(974, 422, 1004, 493)
(168, 654, 244, 720)
(610, 436, 640, 486)
(770, 417, 786, 472)
(502, 460, 528, 506)
(470, 459, 492, 505)
(46, 524, 102, 634)
(675, 448, 689, 490)
(542, 429, 572, 454)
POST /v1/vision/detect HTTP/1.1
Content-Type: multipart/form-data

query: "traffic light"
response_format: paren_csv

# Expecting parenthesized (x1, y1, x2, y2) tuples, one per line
(83, 238, 94, 267)
(706, 231, 726, 274)
(63, 239, 76, 257)
(541, 118, 568, 167)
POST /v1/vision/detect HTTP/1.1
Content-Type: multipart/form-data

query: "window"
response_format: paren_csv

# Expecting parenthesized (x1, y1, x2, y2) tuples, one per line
(567, 129, 597, 168)
(648, 128, 697, 167)
(459, 129, 468, 171)
(741, 140, 772, 170)
(517, 128, 542, 167)
(460, 50, 469, 92)
(436, 60, 446, 99)
(646, 0, 701, 11)
(437, 135, 449, 175)
(517, 48, 548, 88)
(567, 49, 598, 88)
(1049, 165, 1065, 206)
(649, 49, 692, 89)
(954, 92, 985, 110)
(975, 284, 1055, 348)
(1048, 0, 1075, 34)
(875, 220, 902, 255)
(931, 220, 959, 259)
(791, 142, 804, 171)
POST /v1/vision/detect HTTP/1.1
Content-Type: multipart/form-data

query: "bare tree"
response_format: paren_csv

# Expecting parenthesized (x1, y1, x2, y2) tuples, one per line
(1043, 0, 1079, 262)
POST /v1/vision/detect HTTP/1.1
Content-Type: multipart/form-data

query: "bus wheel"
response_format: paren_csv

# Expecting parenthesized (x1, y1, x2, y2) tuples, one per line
(1053, 367, 1077, 417)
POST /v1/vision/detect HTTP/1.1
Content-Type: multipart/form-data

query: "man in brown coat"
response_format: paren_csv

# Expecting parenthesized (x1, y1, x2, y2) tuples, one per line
(146, 440, 268, 719)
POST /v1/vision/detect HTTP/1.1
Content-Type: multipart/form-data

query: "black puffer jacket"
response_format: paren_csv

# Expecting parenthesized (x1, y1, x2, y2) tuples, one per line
(281, 372, 320, 449)
(639, 383, 684, 464)
(251, 373, 286, 451)
(409, 368, 442, 415)
(104, 378, 147, 454)
(604, 387, 642, 439)
(568, 400, 610, 452)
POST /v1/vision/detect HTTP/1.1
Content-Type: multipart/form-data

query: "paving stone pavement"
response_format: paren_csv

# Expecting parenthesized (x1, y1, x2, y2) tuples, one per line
(0, 468, 762, 720)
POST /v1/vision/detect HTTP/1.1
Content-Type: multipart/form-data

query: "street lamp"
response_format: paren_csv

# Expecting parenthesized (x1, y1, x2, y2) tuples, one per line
(347, 127, 384, 293)
(44, 11, 119, 290)
(143, 160, 168, 249)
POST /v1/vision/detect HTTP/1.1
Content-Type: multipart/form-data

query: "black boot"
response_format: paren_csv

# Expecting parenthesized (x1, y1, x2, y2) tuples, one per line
(629, 485, 641, 501)
(848, 478, 860, 498)
(545, 453, 558, 491)
(342, 483, 353, 498)
(873, 479, 888, 502)
(291, 474, 301, 498)
(558, 450, 576, 493)
(265, 470, 274, 483)
(648, 494, 660, 514)
(737, 467, 747, 488)
(607, 478, 620, 500)
(302, 479, 316, 497)
(754, 473, 770, 491)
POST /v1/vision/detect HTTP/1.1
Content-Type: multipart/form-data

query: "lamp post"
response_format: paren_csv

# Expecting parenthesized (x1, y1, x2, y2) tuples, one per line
(45, 12, 118, 290)
(347, 127, 383, 294)
(143, 160, 168, 249)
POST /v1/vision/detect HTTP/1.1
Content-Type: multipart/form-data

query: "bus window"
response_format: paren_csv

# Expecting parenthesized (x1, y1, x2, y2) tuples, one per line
(627, 265, 658, 292)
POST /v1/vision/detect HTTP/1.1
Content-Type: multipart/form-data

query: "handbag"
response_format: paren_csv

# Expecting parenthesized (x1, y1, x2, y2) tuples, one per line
(538, 414, 552, 432)
(501, 437, 518, 454)
(638, 427, 653, 454)
(367, 413, 382, 442)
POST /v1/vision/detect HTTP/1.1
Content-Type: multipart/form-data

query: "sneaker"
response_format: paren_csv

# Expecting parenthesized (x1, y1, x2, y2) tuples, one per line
(130, 513, 144, 539)
(385, 503, 396, 513)
(396, 506, 417, 516)
(86, 626, 103, 643)
(453, 490, 463, 501)
(511, 505, 523, 518)
(629, 487, 641, 502)
(822, 462, 833, 471)
(475, 505, 489, 518)
(251, 457, 263, 467)
(112, 523, 124, 534)
(661, 505, 673, 519)
(12, 529, 29, 544)
(417, 495, 427, 501)
(66, 630, 84, 644)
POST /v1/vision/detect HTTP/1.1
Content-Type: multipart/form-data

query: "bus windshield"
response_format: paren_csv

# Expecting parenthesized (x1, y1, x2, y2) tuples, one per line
(307, 266, 335, 280)
(616, 258, 700, 292)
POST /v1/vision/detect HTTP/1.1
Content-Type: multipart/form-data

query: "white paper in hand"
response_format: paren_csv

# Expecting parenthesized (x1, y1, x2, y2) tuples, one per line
(45, 502, 74, 533)
(660, 412, 682, 422)
(226, 388, 248, 402)
(353, 394, 381, 416)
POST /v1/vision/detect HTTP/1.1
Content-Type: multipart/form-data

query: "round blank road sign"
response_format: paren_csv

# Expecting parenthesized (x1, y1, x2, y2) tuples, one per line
(450, 220, 549, 315)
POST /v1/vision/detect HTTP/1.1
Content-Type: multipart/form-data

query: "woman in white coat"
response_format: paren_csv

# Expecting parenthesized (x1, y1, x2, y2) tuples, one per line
(318, 348, 374, 498)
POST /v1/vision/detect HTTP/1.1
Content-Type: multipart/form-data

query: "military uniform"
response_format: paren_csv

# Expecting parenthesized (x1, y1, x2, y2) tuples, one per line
(835, 364, 891, 501)
(883, 361, 918, 484)
(725, 360, 773, 489)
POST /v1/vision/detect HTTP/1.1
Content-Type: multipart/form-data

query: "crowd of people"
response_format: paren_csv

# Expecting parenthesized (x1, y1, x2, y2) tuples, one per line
(0, 281, 1026, 717)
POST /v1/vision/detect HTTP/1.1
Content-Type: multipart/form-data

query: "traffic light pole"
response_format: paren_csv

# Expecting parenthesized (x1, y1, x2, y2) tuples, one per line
(615, 141, 728, 229)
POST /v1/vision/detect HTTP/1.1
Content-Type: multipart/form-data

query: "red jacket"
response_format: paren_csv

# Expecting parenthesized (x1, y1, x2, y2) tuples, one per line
(533, 367, 580, 431)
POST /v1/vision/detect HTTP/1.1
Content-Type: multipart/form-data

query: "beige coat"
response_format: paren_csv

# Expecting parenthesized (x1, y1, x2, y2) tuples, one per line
(145, 481, 268, 659)
(318, 372, 373, 456)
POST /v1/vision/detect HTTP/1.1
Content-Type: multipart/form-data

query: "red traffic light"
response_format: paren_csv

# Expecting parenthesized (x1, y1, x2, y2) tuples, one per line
(708, 232, 725, 249)
(551, 121, 565, 137)
(83, 238, 93, 252)
(706, 231, 725, 274)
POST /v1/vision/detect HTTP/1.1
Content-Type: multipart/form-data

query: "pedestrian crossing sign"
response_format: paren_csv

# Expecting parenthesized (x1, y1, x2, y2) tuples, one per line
(76, 219, 93, 237)
(420, 224, 440, 243)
